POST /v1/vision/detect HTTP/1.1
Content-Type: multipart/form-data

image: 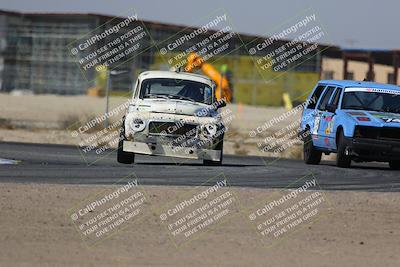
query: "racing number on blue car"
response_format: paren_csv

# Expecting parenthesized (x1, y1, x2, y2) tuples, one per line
(312, 114, 321, 135)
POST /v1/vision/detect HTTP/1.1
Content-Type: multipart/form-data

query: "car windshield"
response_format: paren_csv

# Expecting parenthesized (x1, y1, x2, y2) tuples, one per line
(342, 87, 400, 113)
(139, 78, 213, 105)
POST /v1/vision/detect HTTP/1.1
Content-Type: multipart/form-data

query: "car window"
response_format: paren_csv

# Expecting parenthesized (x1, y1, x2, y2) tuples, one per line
(306, 85, 325, 109)
(317, 86, 336, 111)
(331, 87, 343, 107)
(342, 88, 400, 113)
(139, 78, 213, 104)
(133, 80, 140, 98)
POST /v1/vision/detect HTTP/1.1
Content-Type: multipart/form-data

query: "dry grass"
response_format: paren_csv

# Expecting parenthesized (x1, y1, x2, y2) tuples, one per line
(59, 114, 83, 130)
(0, 118, 14, 130)
(59, 113, 121, 133)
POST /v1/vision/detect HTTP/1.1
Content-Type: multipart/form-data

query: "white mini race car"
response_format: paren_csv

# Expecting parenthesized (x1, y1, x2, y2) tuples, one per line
(117, 70, 226, 165)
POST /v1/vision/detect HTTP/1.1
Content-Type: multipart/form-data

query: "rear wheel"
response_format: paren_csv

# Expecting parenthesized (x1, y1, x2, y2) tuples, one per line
(336, 131, 351, 168)
(203, 140, 223, 166)
(117, 120, 135, 164)
(389, 161, 400, 170)
(303, 129, 322, 165)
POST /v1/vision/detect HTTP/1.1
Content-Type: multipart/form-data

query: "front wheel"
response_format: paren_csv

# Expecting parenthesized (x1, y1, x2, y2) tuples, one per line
(303, 130, 322, 165)
(117, 122, 135, 164)
(203, 140, 223, 166)
(336, 131, 351, 168)
(389, 161, 400, 170)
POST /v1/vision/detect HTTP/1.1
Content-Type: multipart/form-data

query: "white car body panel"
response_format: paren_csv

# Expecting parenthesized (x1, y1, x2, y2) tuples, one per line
(122, 71, 224, 161)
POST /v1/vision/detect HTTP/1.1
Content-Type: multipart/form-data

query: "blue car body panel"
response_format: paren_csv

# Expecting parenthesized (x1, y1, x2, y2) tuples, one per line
(301, 80, 400, 154)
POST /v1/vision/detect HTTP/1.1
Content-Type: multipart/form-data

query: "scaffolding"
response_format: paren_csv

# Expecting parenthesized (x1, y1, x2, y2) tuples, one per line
(0, 12, 97, 94)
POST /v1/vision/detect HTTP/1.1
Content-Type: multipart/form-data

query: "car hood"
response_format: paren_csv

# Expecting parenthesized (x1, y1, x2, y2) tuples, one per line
(345, 110, 400, 127)
(135, 99, 217, 117)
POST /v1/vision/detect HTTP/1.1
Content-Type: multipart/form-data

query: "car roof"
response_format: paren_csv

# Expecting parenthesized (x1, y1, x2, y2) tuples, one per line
(318, 80, 400, 91)
(138, 70, 213, 87)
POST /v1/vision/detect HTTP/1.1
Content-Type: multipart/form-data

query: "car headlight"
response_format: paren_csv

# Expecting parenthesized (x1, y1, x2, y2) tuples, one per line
(195, 107, 217, 117)
(130, 118, 146, 132)
(201, 124, 217, 138)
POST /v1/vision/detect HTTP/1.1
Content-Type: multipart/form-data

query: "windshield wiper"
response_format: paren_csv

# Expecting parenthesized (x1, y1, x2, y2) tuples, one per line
(144, 94, 169, 99)
(167, 95, 196, 102)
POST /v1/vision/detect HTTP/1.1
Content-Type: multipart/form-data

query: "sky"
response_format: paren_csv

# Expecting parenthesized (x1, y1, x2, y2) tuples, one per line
(1, 0, 398, 50)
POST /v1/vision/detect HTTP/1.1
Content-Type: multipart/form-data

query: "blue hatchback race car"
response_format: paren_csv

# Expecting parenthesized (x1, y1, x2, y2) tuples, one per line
(300, 80, 400, 169)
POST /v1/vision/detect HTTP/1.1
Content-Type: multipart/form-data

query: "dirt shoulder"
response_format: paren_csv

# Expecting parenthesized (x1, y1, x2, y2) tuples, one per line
(0, 183, 399, 267)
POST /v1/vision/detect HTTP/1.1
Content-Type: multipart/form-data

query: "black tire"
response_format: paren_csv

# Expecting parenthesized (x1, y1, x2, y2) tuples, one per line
(336, 130, 351, 168)
(117, 120, 135, 164)
(203, 140, 223, 166)
(303, 129, 322, 165)
(389, 161, 400, 170)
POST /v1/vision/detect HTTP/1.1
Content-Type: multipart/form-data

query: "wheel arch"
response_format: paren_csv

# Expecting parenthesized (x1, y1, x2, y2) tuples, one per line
(336, 125, 343, 148)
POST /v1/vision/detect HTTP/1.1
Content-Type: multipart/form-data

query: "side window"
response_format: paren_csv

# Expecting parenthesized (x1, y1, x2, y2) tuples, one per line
(134, 80, 141, 98)
(331, 87, 343, 107)
(317, 86, 335, 111)
(307, 85, 325, 109)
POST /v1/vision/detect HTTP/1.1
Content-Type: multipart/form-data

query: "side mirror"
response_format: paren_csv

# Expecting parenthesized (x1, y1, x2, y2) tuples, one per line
(216, 99, 227, 109)
(326, 104, 337, 113)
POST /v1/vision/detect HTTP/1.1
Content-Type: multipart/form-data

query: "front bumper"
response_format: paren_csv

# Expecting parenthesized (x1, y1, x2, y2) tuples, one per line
(347, 137, 400, 161)
(123, 141, 221, 161)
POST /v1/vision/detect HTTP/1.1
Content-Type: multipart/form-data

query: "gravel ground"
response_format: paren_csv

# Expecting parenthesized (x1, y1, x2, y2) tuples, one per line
(0, 183, 399, 267)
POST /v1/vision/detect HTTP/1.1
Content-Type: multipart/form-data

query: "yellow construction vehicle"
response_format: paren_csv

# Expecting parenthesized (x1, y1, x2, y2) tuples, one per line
(185, 52, 232, 102)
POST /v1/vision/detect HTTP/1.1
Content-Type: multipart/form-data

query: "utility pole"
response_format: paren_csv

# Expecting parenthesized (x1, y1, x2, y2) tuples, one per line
(105, 70, 111, 129)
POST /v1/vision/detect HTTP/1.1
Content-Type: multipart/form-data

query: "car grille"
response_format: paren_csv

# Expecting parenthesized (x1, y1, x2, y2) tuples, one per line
(148, 121, 198, 137)
(355, 126, 400, 141)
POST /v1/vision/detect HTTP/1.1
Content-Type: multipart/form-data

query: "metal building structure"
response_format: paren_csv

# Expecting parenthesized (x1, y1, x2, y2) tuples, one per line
(0, 9, 329, 97)
(0, 10, 101, 94)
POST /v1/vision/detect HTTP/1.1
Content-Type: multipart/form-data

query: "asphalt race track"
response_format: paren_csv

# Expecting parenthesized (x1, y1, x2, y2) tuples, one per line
(0, 142, 398, 192)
